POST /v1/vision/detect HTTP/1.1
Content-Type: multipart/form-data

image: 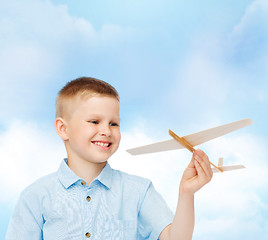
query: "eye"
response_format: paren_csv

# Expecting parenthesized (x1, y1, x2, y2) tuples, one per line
(110, 122, 119, 127)
(88, 120, 99, 124)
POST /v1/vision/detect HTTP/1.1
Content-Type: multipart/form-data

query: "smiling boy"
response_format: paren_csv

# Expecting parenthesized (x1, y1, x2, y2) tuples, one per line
(56, 91, 121, 185)
(6, 77, 213, 240)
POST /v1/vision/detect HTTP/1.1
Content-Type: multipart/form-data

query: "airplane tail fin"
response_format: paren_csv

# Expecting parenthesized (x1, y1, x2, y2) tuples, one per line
(218, 157, 224, 167)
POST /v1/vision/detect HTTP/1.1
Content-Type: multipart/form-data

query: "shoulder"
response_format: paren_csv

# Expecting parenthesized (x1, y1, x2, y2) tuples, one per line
(20, 172, 58, 200)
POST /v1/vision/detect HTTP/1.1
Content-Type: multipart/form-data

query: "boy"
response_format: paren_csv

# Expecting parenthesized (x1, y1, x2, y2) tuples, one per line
(5, 77, 213, 240)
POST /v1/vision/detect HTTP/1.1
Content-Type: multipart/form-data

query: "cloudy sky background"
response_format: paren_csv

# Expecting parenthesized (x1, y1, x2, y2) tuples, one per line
(0, 0, 268, 239)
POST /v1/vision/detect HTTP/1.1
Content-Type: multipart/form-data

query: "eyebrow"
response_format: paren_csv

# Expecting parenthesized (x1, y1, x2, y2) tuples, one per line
(87, 114, 120, 121)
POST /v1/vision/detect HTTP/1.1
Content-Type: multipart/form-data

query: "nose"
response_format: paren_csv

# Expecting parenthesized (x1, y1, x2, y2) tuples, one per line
(99, 124, 111, 137)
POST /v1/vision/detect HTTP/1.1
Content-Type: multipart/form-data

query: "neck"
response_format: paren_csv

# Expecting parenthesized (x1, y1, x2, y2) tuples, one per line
(67, 157, 107, 185)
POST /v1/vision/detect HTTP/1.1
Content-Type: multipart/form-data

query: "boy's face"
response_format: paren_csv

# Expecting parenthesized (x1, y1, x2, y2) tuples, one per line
(63, 95, 121, 165)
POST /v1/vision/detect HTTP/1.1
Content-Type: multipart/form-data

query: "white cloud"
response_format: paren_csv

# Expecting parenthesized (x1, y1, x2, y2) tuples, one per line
(0, 120, 65, 202)
(0, 0, 136, 70)
(228, 0, 268, 69)
(232, 0, 268, 37)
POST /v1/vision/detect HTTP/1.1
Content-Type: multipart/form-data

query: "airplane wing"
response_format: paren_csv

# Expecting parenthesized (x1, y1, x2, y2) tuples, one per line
(127, 118, 253, 155)
(126, 139, 183, 155)
(212, 165, 245, 173)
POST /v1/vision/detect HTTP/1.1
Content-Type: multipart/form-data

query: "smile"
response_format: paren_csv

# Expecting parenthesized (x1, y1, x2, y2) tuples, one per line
(92, 141, 112, 148)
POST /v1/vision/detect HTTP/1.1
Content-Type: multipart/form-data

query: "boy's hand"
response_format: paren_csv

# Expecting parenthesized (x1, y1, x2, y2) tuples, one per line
(180, 149, 213, 195)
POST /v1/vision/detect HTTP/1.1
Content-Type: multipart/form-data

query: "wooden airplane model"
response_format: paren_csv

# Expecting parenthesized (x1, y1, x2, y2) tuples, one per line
(127, 118, 253, 173)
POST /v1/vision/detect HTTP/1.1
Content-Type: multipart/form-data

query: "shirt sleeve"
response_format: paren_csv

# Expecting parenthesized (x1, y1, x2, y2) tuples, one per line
(137, 181, 174, 240)
(5, 190, 43, 240)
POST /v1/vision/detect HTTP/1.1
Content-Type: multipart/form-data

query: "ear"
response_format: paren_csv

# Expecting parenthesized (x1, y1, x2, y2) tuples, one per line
(54, 117, 69, 141)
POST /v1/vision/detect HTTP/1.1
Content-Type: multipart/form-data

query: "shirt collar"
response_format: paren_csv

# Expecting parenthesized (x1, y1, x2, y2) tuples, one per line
(57, 159, 81, 189)
(57, 159, 113, 189)
(94, 162, 113, 189)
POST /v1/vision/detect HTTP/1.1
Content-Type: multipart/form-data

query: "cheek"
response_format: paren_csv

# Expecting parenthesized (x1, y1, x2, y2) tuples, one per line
(114, 130, 121, 143)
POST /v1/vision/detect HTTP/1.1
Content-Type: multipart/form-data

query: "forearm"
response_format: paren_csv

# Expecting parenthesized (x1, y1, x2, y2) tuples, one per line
(168, 191, 195, 240)
(160, 150, 212, 240)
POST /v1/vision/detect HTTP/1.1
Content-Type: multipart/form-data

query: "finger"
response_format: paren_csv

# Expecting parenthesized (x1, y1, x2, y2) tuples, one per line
(194, 157, 213, 186)
(193, 158, 206, 178)
(187, 154, 195, 168)
(194, 149, 213, 179)
(194, 159, 213, 189)
(196, 150, 213, 178)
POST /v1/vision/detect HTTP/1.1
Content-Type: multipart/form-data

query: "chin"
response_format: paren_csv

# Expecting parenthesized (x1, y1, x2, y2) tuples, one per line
(92, 157, 109, 164)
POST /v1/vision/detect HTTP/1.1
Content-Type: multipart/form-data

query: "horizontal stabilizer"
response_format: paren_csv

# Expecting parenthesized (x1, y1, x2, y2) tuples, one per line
(212, 165, 245, 173)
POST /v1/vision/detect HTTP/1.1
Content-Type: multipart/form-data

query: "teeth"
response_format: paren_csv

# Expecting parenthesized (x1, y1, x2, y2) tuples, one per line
(93, 142, 110, 147)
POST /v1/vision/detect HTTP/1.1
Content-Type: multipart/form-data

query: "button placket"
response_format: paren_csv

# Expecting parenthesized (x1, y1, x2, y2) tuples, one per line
(84, 186, 93, 239)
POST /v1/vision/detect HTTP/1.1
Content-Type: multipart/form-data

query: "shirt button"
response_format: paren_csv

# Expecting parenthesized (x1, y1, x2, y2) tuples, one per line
(81, 181, 86, 186)
(86, 196, 91, 202)
(85, 232, 91, 238)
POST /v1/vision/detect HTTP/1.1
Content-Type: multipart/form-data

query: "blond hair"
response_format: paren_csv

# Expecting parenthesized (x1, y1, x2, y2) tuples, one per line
(56, 77, 119, 118)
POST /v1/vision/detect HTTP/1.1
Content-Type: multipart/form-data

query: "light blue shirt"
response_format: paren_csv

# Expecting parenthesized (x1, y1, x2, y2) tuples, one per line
(6, 159, 173, 240)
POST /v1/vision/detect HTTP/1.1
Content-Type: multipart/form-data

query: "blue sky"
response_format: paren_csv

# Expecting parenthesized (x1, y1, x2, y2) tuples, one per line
(0, 0, 268, 239)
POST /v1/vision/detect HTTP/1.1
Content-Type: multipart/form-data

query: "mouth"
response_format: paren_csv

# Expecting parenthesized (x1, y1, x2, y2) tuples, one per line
(91, 141, 112, 150)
